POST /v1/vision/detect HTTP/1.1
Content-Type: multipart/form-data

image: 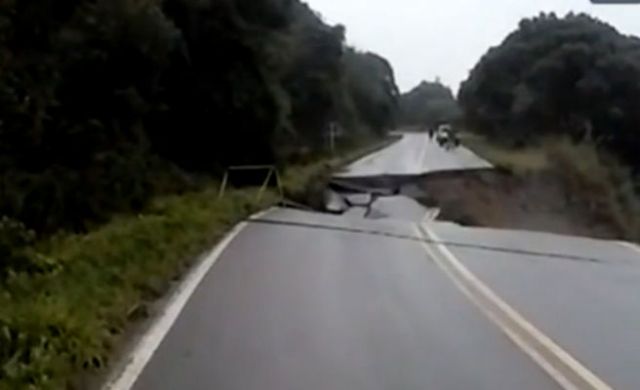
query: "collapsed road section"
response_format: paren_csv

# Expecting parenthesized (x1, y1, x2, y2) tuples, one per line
(325, 131, 492, 222)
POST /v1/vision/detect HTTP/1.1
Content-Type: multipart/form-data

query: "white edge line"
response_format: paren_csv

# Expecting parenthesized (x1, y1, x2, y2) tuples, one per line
(421, 208, 441, 223)
(102, 207, 277, 390)
(418, 135, 430, 168)
(416, 223, 612, 390)
(337, 137, 401, 174)
(618, 241, 640, 257)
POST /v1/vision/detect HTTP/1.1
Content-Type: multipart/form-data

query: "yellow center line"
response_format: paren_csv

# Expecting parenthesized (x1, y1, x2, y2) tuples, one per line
(414, 223, 613, 390)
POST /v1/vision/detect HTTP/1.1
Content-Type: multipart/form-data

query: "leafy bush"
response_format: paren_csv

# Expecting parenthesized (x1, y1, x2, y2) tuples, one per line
(399, 81, 461, 127)
(0, 217, 56, 279)
(459, 12, 640, 171)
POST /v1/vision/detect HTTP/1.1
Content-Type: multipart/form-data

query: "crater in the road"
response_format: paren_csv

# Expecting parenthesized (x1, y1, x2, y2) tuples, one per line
(318, 132, 492, 224)
(306, 132, 627, 241)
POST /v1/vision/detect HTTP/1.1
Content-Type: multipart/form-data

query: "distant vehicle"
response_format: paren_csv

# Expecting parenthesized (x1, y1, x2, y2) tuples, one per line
(437, 124, 452, 134)
(436, 124, 460, 150)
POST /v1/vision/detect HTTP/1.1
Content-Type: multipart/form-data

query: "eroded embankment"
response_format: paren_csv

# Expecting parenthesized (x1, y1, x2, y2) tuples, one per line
(324, 166, 630, 241)
(415, 169, 627, 240)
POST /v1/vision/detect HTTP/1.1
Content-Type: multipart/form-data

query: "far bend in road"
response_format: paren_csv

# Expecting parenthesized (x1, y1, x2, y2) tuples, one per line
(334, 132, 491, 178)
(131, 208, 558, 390)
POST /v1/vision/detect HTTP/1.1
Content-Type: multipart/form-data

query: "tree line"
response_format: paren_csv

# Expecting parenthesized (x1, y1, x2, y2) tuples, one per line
(459, 12, 640, 172)
(0, 0, 399, 233)
(398, 80, 461, 128)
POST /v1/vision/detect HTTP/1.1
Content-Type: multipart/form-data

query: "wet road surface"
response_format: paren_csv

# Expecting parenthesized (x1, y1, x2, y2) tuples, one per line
(131, 209, 559, 390)
(118, 132, 640, 390)
(334, 132, 491, 178)
(430, 223, 640, 390)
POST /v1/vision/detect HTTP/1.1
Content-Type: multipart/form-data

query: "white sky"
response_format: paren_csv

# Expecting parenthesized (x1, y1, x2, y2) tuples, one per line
(305, 0, 640, 92)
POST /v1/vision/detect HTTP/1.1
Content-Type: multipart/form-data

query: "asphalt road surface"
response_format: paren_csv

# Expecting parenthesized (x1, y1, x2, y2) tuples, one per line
(334, 132, 491, 178)
(430, 223, 640, 390)
(131, 209, 559, 390)
(120, 133, 640, 390)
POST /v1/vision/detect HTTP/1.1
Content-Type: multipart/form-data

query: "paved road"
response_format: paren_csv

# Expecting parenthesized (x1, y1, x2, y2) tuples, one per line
(366, 195, 433, 221)
(334, 132, 491, 178)
(131, 209, 558, 390)
(429, 223, 640, 390)
(119, 133, 640, 390)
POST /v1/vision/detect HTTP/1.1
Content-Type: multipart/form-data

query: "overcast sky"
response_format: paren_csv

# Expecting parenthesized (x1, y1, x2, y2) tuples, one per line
(305, 0, 640, 93)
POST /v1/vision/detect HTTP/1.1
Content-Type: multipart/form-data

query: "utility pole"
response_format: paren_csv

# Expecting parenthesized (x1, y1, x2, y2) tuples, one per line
(327, 122, 337, 153)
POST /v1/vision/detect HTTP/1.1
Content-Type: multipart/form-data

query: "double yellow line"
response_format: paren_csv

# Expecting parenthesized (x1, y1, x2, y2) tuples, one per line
(414, 223, 613, 390)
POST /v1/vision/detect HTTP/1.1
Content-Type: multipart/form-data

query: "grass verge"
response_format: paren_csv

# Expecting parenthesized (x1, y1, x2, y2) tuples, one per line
(460, 132, 549, 174)
(0, 188, 277, 389)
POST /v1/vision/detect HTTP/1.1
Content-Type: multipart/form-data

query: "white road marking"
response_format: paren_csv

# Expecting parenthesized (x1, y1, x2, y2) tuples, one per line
(102, 207, 276, 390)
(415, 223, 612, 390)
(421, 208, 441, 223)
(618, 241, 640, 257)
(418, 136, 428, 168)
(357, 149, 385, 166)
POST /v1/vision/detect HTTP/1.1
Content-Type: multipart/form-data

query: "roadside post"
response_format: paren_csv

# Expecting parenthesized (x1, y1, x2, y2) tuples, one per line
(218, 165, 284, 202)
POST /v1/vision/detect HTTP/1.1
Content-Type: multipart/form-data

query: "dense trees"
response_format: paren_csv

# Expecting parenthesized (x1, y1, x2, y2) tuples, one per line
(0, 0, 399, 233)
(343, 49, 399, 135)
(458, 13, 640, 170)
(398, 81, 461, 128)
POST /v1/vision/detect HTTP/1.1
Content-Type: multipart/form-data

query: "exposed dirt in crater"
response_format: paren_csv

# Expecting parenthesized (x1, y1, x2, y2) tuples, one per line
(415, 170, 625, 240)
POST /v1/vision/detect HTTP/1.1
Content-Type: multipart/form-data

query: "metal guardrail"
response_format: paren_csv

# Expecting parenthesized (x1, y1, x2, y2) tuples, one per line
(218, 165, 284, 202)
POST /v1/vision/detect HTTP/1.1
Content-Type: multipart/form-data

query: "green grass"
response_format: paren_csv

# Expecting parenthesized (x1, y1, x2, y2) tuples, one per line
(0, 188, 277, 389)
(0, 136, 396, 389)
(460, 132, 549, 174)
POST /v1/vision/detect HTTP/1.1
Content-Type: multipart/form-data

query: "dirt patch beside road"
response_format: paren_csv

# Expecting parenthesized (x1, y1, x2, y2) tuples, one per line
(417, 169, 626, 240)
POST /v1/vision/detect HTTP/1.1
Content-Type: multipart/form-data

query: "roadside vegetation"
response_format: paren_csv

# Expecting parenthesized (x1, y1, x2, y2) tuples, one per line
(0, 0, 399, 235)
(397, 81, 461, 129)
(451, 13, 640, 241)
(0, 0, 401, 388)
(459, 133, 549, 174)
(0, 187, 276, 390)
(459, 13, 640, 173)
(460, 134, 640, 240)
